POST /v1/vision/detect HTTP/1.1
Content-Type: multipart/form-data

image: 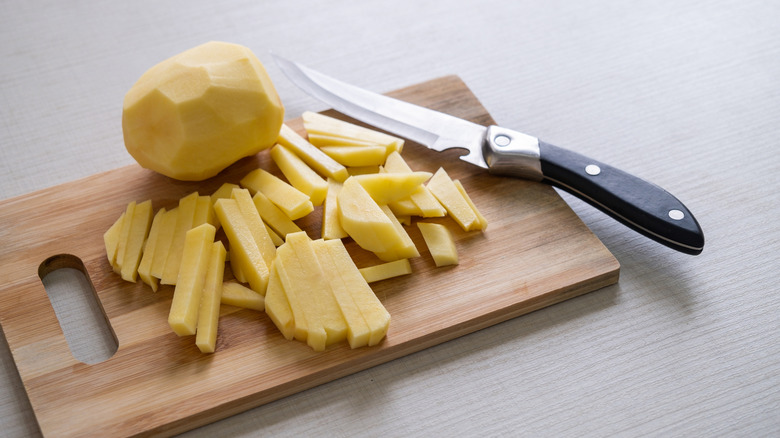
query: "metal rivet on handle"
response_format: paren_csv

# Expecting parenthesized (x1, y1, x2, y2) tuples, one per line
(494, 134, 511, 147)
(585, 164, 601, 176)
(669, 209, 685, 220)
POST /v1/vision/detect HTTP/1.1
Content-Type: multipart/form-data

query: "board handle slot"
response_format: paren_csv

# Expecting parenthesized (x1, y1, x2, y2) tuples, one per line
(38, 254, 118, 364)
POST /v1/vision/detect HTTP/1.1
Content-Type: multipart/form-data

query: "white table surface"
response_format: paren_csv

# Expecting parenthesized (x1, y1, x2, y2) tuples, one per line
(2, 0, 778, 436)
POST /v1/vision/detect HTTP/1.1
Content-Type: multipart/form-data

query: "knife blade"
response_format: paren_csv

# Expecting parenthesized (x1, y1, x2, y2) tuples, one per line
(272, 54, 704, 255)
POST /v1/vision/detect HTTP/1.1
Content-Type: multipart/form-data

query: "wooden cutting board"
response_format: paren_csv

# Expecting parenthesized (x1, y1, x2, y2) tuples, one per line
(0, 75, 619, 437)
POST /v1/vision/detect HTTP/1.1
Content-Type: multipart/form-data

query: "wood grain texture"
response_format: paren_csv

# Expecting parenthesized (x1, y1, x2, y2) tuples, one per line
(0, 76, 617, 437)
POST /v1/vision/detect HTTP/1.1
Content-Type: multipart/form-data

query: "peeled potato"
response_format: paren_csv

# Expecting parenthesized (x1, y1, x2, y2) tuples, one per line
(122, 41, 284, 181)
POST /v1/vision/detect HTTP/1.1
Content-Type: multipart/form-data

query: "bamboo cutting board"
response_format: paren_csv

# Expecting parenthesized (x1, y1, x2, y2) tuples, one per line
(0, 76, 619, 437)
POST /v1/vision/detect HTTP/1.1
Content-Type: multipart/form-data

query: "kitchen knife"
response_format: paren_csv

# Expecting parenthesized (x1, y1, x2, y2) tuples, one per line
(272, 55, 704, 255)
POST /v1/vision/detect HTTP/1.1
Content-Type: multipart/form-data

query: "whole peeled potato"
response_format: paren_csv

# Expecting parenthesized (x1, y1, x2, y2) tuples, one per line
(122, 41, 284, 181)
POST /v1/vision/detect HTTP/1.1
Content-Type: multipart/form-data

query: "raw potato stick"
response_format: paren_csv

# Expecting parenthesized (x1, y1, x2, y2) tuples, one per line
(137, 207, 166, 291)
(161, 192, 199, 285)
(359, 259, 413, 283)
(120, 200, 153, 283)
(196, 241, 226, 353)
(168, 223, 216, 336)
(221, 281, 265, 311)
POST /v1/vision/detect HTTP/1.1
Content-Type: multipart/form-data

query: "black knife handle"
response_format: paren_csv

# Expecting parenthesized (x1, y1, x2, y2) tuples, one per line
(538, 141, 704, 255)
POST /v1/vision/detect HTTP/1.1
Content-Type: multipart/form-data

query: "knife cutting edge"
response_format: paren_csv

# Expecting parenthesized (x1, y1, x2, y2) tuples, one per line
(271, 54, 704, 255)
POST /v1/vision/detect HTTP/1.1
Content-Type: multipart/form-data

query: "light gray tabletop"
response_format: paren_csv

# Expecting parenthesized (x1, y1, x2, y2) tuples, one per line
(2, 1, 778, 436)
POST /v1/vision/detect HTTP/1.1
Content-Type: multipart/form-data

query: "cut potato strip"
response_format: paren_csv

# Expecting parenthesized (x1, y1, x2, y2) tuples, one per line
(162, 192, 199, 285)
(352, 171, 432, 205)
(115, 201, 135, 272)
(211, 182, 240, 204)
(104, 212, 125, 272)
(453, 180, 487, 231)
(193, 195, 217, 228)
(264, 264, 294, 340)
(168, 223, 216, 336)
(121, 200, 153, 283)
(196, 241, 226, 353)
(427, 168, 480, 231)
(150, 208, 178, 280)
(229, 244, 247, 284)
(311, 239, 371, 349)
(231, 188, 276, 270)
(270, 144, 328, 206)
(321, 238, 390, 347)
(374, 205, 419, 261)
(338, 177, 402, 256)
(285, 232, 348, 350)
(409, 188, 447, 218)
(383, 152, 445, 217)
(214, 198, 270, 295)
(252, 191, 302, 240)
(307, 133, 379, 148)
(322, 178, 348, 240)
(276, 124, 348, 182)
(388, 198, 423, 217)
(302, 111, 403, 154)
(320, 145, 388, 167)
(382, 150, 412, 173)
(241, 168, 313, 220)
(417, 222, 459, 267)
(137, 207, 166, 291)
(265, 224, 284, 246)
(359, 259, 412, 283)
(274, 242, 321, 346)
(221, 280, 265, 311)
